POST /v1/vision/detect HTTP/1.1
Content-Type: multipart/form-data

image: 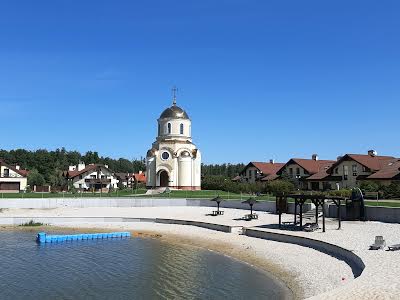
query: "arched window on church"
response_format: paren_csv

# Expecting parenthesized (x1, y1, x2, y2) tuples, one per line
(167, 123, 171, 134)
(180, 123, 184, 135)
(158, 124, 160, 135)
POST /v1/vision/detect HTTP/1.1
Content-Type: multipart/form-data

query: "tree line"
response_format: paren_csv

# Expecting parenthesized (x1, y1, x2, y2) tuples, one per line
(0, 148, 146, 188)
(201, 163, 245, 178)
(0, 148, 247, 189)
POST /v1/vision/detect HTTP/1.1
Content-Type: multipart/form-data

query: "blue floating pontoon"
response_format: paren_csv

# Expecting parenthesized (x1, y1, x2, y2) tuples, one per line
(37, 232, 131, 244)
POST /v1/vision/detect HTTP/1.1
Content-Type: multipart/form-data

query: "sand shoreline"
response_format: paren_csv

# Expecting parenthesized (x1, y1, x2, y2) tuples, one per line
(5, 206, 398, 299)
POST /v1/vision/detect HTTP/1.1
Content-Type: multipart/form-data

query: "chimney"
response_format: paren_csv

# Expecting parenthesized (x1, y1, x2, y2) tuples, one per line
(104, 165, 109, 169)
(15, 165, 20, 170)
(368, 150, 377, 157)
(77, 162, 86, 171)
(312, 154, 319, 161)
(139, 170, 143, 174)
(68, 165, 76, 171)
(269, 159, 274, 164)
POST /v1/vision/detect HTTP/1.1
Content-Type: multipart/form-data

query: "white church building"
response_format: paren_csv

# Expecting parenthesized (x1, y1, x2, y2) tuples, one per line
(146, 93, 201, 190)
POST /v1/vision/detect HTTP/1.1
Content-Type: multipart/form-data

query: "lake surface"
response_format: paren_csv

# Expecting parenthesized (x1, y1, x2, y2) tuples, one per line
(0, 230, 291, 299)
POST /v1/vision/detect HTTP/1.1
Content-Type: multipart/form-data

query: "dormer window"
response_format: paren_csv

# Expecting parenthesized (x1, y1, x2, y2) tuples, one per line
(180, 123, 184, 134)
(167, 123, 171, 134)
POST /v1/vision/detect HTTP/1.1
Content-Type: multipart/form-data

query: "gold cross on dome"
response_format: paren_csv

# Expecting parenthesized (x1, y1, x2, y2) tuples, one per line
(172, 86, 178, 105)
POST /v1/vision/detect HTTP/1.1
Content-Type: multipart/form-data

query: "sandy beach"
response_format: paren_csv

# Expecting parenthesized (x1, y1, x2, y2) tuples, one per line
(1, 206, 400, 299)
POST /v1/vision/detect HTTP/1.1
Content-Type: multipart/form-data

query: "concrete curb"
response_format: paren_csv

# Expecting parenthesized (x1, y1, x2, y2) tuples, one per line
(244, 228, 365, 278)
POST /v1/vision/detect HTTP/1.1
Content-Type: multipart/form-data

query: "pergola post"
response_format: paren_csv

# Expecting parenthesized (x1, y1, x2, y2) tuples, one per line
(299, 202, 303, 229)
(338, 198, 341, 230)
(315, 203, 319, 225)
(294, 198, 297, 225)
(278, 212, 282, 229)
(322, 199, 326, 232)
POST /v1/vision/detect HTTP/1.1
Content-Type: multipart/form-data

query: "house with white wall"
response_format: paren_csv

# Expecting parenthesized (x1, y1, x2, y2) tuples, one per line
(276, 154, 335, 190)
(323, 151, 397, 189)
(0, 159, 29, 192)
(239, 160, 285, 183)
(63, 162, 118, 192)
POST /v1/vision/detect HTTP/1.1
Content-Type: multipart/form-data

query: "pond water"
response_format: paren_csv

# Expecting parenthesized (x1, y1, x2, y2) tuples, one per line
(0, 230, 291, 299)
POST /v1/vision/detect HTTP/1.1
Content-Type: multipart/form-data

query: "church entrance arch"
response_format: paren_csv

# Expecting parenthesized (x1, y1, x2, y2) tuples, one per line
(159, 170, 169, 187)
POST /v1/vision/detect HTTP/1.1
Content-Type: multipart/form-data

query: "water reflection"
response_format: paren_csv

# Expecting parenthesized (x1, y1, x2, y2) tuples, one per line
(0, 230, 290, 299)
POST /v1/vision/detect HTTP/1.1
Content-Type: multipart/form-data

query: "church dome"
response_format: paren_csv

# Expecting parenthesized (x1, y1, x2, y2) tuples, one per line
(159, 105, 189, 120)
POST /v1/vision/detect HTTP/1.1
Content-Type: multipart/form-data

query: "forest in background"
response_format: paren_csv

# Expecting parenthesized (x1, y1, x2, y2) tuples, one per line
(0, 148, 245, 186)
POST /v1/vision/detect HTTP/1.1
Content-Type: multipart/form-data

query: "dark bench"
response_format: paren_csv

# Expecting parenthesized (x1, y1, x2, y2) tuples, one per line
(388, 244, 400, 251)
(364, 192, 379, 199)
(244, 213, 258, 221)
(211, 210, 224, 216)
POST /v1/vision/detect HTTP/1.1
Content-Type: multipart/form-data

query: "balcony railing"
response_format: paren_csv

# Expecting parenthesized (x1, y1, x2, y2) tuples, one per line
(0, 173, 22, 178)
(84, 178, 112, 184)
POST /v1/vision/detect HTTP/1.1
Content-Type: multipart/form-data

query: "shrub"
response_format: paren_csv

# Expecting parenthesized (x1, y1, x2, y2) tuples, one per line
(359, 181, 380, 193)
(380, 183, 400, 199)
(326, 189, 352, 198)
(20, 220, 44, 227)
(27, 169, 45, 187)
(265, 180, 295, 196)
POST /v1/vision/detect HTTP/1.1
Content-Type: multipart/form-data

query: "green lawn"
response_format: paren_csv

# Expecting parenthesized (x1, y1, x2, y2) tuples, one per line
(364, 200, 400, 208)
(1, 189, 399, 207)
(142, 189, 275, 200)
(0, 189, 148, 199)
(0, 189, 276, 201)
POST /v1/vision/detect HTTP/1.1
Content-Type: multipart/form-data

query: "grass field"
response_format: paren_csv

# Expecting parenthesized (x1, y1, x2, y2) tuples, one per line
(364, 200, 400, 207)
(141, 189, 276, 201)
(1, 189, 399, 207)
(0, 189, 275, 201)
(0, 189, 148, 199)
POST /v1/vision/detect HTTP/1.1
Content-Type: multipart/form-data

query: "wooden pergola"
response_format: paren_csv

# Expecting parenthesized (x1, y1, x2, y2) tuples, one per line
(277, 194, 346, 232)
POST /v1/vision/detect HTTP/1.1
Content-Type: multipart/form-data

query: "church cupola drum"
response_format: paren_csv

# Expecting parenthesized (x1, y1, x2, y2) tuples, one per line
(146, 88, 201, 190)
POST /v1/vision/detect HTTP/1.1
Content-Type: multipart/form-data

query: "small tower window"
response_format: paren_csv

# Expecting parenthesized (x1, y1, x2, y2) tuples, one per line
(180, 123, 184, 135)
(167, 123, 171, 134)
(158, 124, 160, 135)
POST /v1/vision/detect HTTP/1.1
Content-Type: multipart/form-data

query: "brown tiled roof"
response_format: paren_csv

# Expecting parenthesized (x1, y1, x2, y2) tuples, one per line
(242, 162, 285, 176)
(260, 174, 280, 181)
(64, 164, 114, 178)
(134, 173, 146, 183)
(366, 160, 400, 180)
(328, 154, 396, 172)
(278, 159, 335, 175)
(0, 159, 29, 177)
(232, 175, 241, 181)
(18, 170, 29, 177)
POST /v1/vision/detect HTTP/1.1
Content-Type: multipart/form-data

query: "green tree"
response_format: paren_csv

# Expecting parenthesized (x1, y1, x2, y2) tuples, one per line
(27, 169, 46, 187)
(266, 180, 295, 196)
(359, 181, 380, 193)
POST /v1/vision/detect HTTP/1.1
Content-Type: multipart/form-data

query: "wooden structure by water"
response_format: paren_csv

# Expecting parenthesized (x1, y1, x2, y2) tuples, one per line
(276, 194, 345, 232)
(37, 232, 131, 244)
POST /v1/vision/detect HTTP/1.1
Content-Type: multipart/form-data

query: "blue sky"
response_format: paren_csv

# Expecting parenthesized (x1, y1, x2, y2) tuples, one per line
(1, 1, 399, 163)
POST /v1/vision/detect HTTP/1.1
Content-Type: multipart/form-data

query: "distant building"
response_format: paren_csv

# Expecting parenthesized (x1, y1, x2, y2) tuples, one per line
(364, 159, 400, 185)
(322, 151, 398, 189)
(115, 171, 146, 188)
(276, 154, 335, 190)
(146, 91, 201, 190)
(63, 162, 118, 192)
(239, 160, 284, 183)
(0, 159, 29, 192)
(134, 171, 146, 184)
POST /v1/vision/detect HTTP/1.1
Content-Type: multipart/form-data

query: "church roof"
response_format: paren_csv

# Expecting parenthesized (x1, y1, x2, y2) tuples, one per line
(159, 105, 189, 120)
